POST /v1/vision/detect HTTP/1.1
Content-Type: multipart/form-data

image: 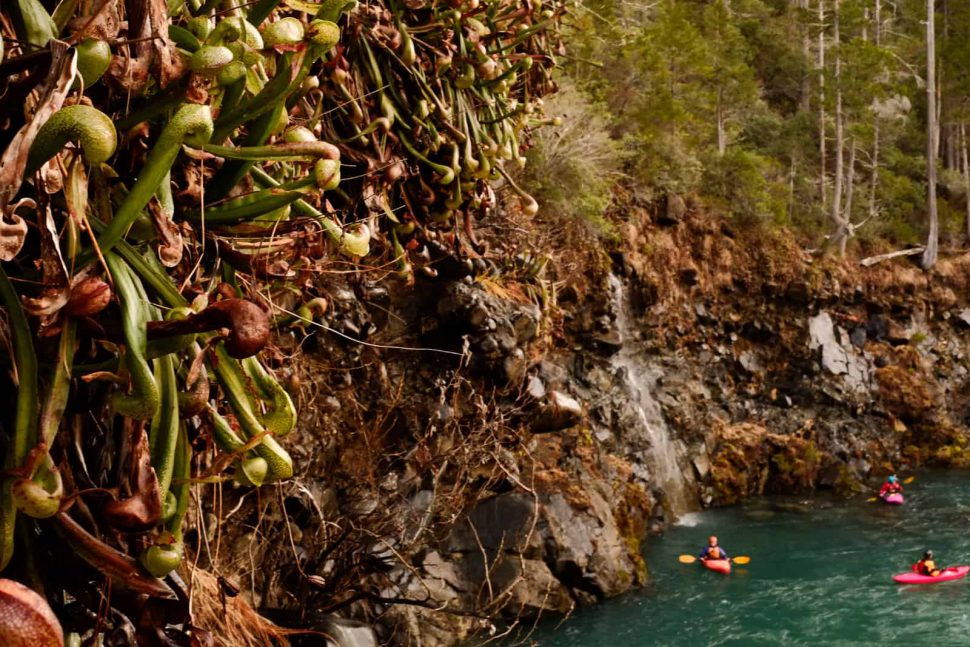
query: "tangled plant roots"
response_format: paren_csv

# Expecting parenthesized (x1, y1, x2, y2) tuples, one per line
(190, 569, 289, 647)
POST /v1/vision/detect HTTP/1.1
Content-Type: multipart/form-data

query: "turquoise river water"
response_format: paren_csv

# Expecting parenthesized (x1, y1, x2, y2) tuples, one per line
(514, 471, 970, 646)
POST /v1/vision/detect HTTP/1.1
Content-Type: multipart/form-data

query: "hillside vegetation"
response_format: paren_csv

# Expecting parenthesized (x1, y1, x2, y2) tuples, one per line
(530, 0, 970, 261)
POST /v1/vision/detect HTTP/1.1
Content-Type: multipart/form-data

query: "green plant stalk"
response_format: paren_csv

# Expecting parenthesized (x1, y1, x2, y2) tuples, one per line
(168, 24, 201, 52)
(390, 227, 412, 279)
(220, 77, 247, 118)
(249, 166, 370, 255)
(84, 104, 214, 265)
(156, 169, 175, 218)
(246, 0, 282, 26)
(0, 267, 39, 569)
(0, 269, 39, 466)
(90, 240, 292, 478)
(209, 406, 292, 480)
(333, 116, 390, 143)
(205, 102, 286, 201)
(105, 253, 160, 420)
(166, 424, 191, 539)
(241, 357, 296, 436)
(112, 240, 184, 308)
(212, 52, 299, 142)
(397, 130, 455, 184)
(199, 139, 340, 161)
(190, 0, 221, 16)
(113, 88, 187, 132)
(210, 346, 270, 436)
(208, 351, 292, 475)
(315, 0, 356, 22)
(182, 188, 306, 224)
(334, 82, 365, 123)
(50, 0, 78, 30)
(8, 0, 56, 48)
(214, 30, 338, 142)
(150, 354, 179, 503)
(38, 320, 75, 446)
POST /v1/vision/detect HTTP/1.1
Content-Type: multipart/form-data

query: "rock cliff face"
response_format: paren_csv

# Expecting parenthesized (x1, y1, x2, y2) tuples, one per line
(220, 201, 970, 645)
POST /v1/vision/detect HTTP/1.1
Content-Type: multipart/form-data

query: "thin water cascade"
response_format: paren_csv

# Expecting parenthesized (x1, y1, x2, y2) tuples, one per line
(608, 274, 693, 519)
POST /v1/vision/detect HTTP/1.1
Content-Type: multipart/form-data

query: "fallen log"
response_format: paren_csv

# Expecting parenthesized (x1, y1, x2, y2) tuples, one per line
(860, 246, 926, 267)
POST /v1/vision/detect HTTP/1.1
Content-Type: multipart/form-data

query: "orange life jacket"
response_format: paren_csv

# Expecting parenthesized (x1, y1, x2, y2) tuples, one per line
(916, 559, 939, 576)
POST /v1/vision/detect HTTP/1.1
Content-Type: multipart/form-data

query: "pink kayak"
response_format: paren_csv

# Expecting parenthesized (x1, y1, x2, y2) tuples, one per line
(893, 565, 969, 584)
(882, 493, 904, 505)
(701, 558, 731, 574)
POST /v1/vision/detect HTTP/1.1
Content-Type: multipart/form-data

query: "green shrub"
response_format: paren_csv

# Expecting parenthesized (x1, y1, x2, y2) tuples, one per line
(701, 148, 788, 225)
(522, 78, 627, 234)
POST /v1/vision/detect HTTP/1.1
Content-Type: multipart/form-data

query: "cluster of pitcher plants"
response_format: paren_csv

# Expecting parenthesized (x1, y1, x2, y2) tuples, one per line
(0, 0, 562, 640)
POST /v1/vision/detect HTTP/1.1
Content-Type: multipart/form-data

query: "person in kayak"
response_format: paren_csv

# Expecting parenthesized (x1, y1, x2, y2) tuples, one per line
(879, 474, 903, 500)
(915, 550, 942, 577)
(698, 536, 729, 561)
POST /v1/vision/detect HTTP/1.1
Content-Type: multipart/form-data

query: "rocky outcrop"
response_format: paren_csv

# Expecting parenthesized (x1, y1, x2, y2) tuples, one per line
(436, 281, 542, 383)
(808, 312, 870, 392)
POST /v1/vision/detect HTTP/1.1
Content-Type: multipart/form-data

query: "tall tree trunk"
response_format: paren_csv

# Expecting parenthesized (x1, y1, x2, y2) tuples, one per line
(818, 0, 827, 212)
(831, 0, 847, 255)
(845, 139, 856, 223)
(941, 0, 954, 169)
(962, 122, 970, 244)
(868, 127, 880, 219)
(789, 158, 797, 222)
(717, 88, 726, 156)
(922, 0, 939, 270)
(800, 0, 812, 112)
(868, 0, 881, 220)
(874, 0, 881, 46)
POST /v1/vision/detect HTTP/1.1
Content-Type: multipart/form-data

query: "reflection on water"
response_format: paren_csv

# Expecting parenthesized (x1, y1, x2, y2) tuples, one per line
(512, 472, 970, 646)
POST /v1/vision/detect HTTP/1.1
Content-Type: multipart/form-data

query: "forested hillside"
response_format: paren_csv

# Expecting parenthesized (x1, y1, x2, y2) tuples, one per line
(531, 0, 969, 264)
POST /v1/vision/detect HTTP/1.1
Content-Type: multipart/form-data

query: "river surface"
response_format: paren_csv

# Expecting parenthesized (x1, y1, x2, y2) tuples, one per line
(517, 472, 970, 646)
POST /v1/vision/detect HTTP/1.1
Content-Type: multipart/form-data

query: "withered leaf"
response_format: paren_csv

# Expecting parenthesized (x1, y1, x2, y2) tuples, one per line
(148, 200, 183, 268)
(23, 204, 72, 323)
(0, 41, 77, 261)
(67, 0, 122, 41)
(102, 424, 162, 531)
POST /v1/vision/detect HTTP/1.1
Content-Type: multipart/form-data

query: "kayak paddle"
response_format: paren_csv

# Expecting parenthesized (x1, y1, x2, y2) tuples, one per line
(679, 555, 751, 564)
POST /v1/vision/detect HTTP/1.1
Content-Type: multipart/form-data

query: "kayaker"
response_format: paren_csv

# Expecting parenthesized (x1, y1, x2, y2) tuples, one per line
(915, 550, 941, 577)
(879, 474, 903, 500)
(698, 535, 729, 561)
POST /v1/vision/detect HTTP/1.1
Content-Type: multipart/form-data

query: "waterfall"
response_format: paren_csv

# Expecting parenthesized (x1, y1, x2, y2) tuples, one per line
(608, 274, 693, 520)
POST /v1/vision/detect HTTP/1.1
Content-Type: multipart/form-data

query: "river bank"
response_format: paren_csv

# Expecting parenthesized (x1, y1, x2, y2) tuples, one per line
(518, 471, 970, 646)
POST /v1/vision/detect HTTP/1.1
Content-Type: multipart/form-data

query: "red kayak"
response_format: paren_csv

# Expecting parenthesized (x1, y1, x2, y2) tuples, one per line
(882, 493, 904, 505)
(701, 558, 731, 574)
(893, 565, 969, 584)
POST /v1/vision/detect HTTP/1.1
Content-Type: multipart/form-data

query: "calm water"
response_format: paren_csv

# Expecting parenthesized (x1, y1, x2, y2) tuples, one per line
(516, 472, 970, 646)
